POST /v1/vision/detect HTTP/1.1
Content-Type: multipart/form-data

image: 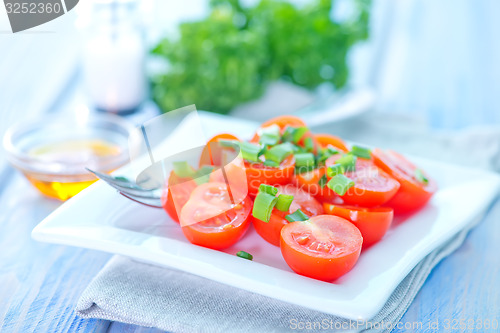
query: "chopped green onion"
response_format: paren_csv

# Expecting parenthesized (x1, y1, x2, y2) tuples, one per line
(294, 153, 315, 168)
(292, 127, 308, 143)
(239, 142, 261, 162)
(252, 192, 278, 222)
(327, 174, 355, 196)
(336, 154, 357, 172)
(236, 251, 253, 260)
(259, 133, 280, 146)
(263, 160, 279, 167)
(275, 194, 294, 212)
(259, 125, 280, 146)
(173, 161, 195, 178)
(317, 146, 340, 165)
(285, 209, 309, 222)
(318, 174, 328, 188)
(258, 184, 279, 196)
(194, 165, 215, 185)
(415, 169, 429, 184)
(218, 139, 239, 148)
(325, 146, 340, 155)
(326, 164, 345, 177)
(351, 145, 372, 159)
(282, 126, 308, 143)
(281, 142, 300, 152)
(264, 143, 294, 164)
(260, 124, 280, 137)
(304, 136, 314, 151)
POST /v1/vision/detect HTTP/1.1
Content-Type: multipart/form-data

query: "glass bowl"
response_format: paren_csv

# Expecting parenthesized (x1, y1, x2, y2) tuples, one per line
(3, 112, 134, 200)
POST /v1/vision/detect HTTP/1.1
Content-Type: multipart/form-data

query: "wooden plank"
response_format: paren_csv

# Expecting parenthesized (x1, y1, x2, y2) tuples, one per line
(0, 173, 111, 332)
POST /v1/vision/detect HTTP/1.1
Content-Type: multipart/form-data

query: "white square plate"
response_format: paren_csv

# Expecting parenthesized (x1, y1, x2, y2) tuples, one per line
(32, 113, 500, 320)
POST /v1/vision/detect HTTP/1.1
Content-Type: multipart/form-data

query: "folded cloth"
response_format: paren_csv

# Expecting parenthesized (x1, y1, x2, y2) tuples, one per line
(76, 223, 475, 333)
(76, 113, 500, 332)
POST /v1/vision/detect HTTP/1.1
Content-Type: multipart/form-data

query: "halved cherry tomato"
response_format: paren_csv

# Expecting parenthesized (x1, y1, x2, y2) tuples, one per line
(252, 185, 324, 246)
(325, 155, 400, 207)
(180, 182, 252, 249)
(259, 115, 307, 131)
(291, 167, 341, 203)
(200, 133, 240, 167)
(372, 149, 437, 214)
(314, 134, 349, 152)
(323, 204, 393, 247)
(245, 154, 295, 196)
(280, 215, 363, 281)
(161, 171, 197, 223)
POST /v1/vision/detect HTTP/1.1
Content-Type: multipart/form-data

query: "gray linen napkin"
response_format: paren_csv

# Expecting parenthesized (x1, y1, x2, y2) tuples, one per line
(76, 224, 477, 333)
(76, 113, 500, 332)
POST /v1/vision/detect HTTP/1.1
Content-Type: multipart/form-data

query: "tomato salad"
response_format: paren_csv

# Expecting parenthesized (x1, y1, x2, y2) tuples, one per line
(160, 115, 436, 281)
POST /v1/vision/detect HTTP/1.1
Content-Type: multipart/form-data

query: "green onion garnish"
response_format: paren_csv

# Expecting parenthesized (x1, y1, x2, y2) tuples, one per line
(325, 146, 340, 155)
(264, 143, 294, 164)
(259, 125, 280, 146)
(275, 194, 294, 212)
(259, 133, 279, 146)
(263, 160, 280, 167)
(292, 127, 308, 143)
(351, 145, 372, 159)
(218, 139, 239, 148)
(239, 142, 261, 162)
(281, 142, 300, 152)
(252, 192, 278, 222)
(317, 146, 340, 165)
(304, 136, 314, 151)
(326, 164, 345, 177)
(194, 165, 215, 185)
(173, 161, 195, 178)
(258, 184, 279, 196)
(415, 169, 429, 184)
(285, 209, 309, 222)
(294, 153, 315, 168)
(327, 174, 355, 196)
(318, 174, 328, 188)
(335, 154, 357, 172)
(236, 251, 253, 260)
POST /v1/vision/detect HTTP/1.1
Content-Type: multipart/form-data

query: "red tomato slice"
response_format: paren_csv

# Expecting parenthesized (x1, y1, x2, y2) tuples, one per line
(180, 182, 252, 249)
(252, 185, 324, 246)
(314, 134, 349, 152)
(161, 171, 197, 223)
(245, 154, 295, 196)
(372, 149, 437, 214)
(291, 167, 341, 203)
(280, 215, 363, 281)
(325, 155, 400, 207)
(323, 204, 393, 247)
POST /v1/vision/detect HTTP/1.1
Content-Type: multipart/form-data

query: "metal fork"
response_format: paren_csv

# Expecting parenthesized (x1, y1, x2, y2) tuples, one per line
(87, 168, 163, 208)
